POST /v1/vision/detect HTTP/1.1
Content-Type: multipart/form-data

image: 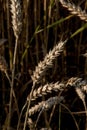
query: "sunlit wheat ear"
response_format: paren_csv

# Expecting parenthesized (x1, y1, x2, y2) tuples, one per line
(27, 82, 65, 101)
(59, 0, 87, 22)
(28, 96, 64, 117)
(10, 0, 22, 38)
(32, 40, 67, 83)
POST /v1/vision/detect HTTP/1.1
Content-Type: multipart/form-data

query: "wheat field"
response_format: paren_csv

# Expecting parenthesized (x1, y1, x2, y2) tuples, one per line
(0, 0, 87, 130)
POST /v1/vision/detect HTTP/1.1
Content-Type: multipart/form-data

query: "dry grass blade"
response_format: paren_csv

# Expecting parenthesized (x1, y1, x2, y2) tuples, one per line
(27, 82, 65, 101)
(10, 0, 22, 38)
(59, 0, 87, 22)
(32, 40, 67, 83)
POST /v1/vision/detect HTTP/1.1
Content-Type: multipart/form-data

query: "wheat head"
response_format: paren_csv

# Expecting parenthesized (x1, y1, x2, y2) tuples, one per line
(59, 0, 87, 22)
(0, 56, 7, 73)
(10, 0, 22, 38)
(28, 96, 64, 117)
(32, 40, 67, 83)
(27, 82, 65, 101)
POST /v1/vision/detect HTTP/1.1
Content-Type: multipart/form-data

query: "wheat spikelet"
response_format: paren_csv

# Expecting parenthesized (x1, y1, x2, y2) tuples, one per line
(0, 56, 7, 73)
(32, 40, 67, 83)
(10, 0, 22, 38)
(59, 0, 87, 22)
(66, 77, 87, 93)
(66, 77, 82, 87)
(28, 96, 64, 117)
(27, 82, 65, 101)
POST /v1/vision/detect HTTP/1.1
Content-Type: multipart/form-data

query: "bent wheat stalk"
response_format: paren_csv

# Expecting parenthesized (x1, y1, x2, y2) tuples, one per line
(59, 0, 87, 22)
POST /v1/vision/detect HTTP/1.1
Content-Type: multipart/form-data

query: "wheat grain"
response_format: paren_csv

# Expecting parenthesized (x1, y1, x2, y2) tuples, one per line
(32, 40, 67, 83)
(28, 96, 64, 117)
(27, 82, 65, 101)
(10, 0, 22, 38)
(59, 0, 87, 22)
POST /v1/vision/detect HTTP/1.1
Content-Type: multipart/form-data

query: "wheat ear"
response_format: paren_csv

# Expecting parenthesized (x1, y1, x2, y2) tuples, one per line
(24, 40, 67, 130)
(66, 77, 87, 129)
(27, 82, 65, 101)
(32, 40, 67, 83)
(59, 0, 87, 22)
(28, 96, 64, 117)
(8, 0, 22, 129)
(10, 0, 22, 39)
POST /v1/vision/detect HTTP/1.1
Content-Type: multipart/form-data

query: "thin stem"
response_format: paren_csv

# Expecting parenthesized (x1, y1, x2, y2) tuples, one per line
(8, 36, 18, 130)
(17, 101, 28, 130)
(23, 82, 36, 130)
(5, 71, 19, 116)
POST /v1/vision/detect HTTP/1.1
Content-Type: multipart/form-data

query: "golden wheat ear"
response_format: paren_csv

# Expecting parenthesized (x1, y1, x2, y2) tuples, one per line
(59, 0, 87, 22)
(32, 39, 67, 84)
(10, 0, 22, 39)
(27, 82, 65, 101)
(28, 96, 64, 117)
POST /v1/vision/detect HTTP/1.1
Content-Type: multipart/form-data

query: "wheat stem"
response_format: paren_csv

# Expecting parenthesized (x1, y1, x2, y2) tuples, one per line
(23, 82, 36, 130)
(8, 37, 18, 130)
(8, 0, 22, 129)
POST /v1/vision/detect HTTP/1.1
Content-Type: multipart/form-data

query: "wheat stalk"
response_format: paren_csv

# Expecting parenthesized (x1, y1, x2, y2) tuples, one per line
(10, 0, 22, 39)
(32, 40, 67, 83)
(8, 0, 22, 129)
(59, 0, 87, 22)
(28, 96, 64, 117)
(27, 82, 65, 101)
